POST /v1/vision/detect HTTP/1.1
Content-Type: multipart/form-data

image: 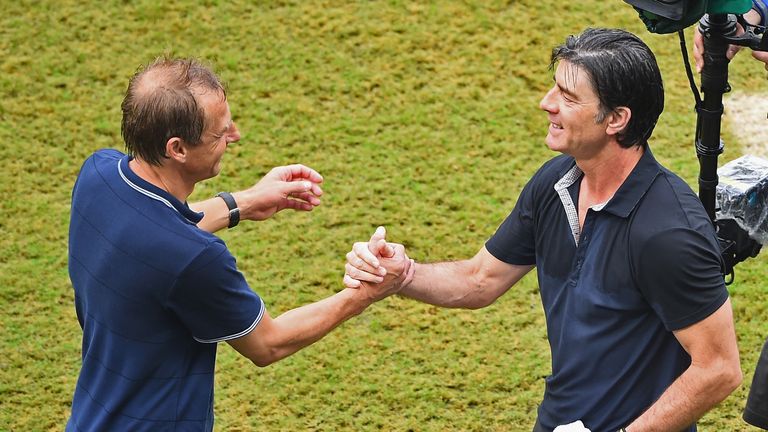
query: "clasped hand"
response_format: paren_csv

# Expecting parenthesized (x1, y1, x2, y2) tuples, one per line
(343, 226, 415, 302)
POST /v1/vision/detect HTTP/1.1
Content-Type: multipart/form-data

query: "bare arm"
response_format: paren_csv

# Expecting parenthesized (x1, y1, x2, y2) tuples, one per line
(229, 229, 414, 367)
(345, 234, 533, 309)
(399, 247, 533, 309)
(227, 289, 369, 367)
(624, 298, 742, 431)
(189, 195, 234, 233)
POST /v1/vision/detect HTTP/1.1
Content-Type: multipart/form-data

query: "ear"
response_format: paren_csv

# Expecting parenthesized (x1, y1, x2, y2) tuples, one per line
(164, 137, 188, 163)
(605, 106, 631, 138)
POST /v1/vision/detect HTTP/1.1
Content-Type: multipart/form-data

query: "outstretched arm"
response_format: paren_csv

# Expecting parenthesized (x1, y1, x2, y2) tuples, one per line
(344, 229, 533, 309)
(399, 248, 532, 309)
(228, 227, 414, 367)
(227, 289, 368, 367)
(192, 164, 324, 233)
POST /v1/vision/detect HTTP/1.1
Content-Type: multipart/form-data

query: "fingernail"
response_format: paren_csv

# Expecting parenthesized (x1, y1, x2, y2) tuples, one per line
(379, 267, 387, 276)
(303, 181, 311, 189)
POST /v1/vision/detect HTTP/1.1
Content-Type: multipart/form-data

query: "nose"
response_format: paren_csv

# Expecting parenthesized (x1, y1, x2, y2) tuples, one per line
(540, 86, 558, 113)
(228, 122, 241, 143)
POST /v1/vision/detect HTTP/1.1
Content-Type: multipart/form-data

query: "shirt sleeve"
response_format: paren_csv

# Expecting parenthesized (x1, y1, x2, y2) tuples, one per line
(634, 227, 728, 331)
(167, 240, 265, 343)
(485, 171, 539, 266)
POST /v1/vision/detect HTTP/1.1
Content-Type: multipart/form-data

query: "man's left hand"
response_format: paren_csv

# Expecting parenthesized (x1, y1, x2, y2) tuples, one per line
(233, 164, 324, 221)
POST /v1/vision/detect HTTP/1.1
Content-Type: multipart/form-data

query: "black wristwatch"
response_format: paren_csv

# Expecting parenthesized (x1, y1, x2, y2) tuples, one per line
(216, 192, 240, 228)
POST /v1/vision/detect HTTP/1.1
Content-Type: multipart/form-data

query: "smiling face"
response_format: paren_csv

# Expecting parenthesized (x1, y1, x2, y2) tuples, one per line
(539, 61, 613, 160)
(184, 89, 241, 182)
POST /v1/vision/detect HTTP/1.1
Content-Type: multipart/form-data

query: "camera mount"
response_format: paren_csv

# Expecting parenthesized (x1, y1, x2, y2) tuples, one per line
(692, 13, 764, 281)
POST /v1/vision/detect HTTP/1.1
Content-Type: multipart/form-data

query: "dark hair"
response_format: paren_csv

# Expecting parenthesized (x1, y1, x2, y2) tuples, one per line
(550, 28, 664, 148)
(121, 58, 226, 165)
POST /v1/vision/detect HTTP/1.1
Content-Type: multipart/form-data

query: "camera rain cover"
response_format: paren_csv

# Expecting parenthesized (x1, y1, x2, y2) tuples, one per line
(717, 155, 768, 245)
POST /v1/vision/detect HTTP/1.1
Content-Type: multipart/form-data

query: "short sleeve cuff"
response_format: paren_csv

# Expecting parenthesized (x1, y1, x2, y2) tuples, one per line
(663, 290, 728, 331)
(194, 296, 266, 344)
(485, 238, 536, 266)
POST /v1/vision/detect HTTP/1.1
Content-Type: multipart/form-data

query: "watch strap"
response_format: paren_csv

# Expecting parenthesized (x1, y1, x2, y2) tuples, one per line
(216, 192, 240, 228)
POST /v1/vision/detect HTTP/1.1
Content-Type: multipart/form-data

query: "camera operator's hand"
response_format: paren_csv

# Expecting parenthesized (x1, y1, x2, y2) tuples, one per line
(693, 8, 768, 72)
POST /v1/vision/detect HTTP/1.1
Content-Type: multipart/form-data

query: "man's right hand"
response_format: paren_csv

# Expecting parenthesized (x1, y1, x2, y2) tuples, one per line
(343, 226, 415, 302)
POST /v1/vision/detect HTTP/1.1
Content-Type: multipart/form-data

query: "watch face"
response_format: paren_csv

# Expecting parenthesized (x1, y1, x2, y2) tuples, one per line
(228, 208, 240, 228)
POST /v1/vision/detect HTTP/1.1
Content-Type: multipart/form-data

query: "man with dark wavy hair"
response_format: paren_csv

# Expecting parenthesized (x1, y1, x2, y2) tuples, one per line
(66, 58, 412, 431)
(344, 28, 742, 432)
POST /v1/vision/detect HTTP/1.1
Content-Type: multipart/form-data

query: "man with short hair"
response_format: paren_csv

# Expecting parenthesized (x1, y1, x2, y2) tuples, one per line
(66, 58, 412, 431)
(344, 28, 742, 431)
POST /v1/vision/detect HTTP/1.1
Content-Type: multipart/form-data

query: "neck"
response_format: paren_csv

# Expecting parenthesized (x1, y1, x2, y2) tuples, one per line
(129, 158, 193, 202)
(576, 143, 644, 201)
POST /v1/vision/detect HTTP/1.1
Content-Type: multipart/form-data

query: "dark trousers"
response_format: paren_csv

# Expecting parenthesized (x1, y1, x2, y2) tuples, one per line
(745, 337, 768, 430)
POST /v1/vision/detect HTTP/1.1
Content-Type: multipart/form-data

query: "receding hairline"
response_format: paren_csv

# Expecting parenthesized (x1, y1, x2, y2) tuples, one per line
(131, 61, 226, 103)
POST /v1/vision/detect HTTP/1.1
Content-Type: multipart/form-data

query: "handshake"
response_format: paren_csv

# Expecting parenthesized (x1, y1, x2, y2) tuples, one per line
(342, 226, 415, 303)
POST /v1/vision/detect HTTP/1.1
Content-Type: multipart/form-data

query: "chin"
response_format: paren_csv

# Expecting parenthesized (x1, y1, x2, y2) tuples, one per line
(545, 138, 562, 152)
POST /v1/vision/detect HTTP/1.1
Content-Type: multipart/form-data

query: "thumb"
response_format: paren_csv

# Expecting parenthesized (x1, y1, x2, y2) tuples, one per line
(752, 50, 768, 65)
(726, 44, 741, 60)
(379, 241, 396, 258)
(368, 226, 387, 249)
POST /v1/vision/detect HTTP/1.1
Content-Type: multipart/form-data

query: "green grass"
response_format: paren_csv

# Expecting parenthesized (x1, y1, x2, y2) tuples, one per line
(2, 0, 768, 430)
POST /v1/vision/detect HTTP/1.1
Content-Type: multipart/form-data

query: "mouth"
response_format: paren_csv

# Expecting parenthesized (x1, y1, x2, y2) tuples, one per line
(550, 122, 563, 130)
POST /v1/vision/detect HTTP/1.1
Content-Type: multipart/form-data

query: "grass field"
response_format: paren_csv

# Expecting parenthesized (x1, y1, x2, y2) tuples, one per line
(2, 0, 768, 430)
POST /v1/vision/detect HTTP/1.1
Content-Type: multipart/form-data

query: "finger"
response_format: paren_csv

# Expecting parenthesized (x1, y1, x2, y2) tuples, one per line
(281, 199, 315, 212)
(279, 179, 315, 198)
(345, 263, 384, 283)
(353, 242, 381, 268)
(346, 250, 381, 274)
(726, 44, 742, 60)
(753, 50, 768, 65)
(288, 191, 322, 206)
(308, 182, 323, 197)
(401, 259, 416, 287)
(693, 27, 704, 73)
(368, 226, 387, 246)
(343, 274, 361, 288)
(379, 240, 396, 258)
(282, 164, 324, 184)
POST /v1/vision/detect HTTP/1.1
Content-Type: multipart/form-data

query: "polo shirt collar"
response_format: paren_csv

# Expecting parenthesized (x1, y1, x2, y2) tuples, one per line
(118, 155, 204, 225)
(600, 147, 662, 218)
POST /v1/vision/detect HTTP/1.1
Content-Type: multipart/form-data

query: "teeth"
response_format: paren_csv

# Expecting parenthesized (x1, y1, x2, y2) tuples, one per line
(551, 123, 563, 129)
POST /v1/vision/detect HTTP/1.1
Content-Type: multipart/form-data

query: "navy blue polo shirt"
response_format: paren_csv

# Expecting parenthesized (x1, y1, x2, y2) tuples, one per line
(486, 149, 728, 432)
(67, 149, 264, 431)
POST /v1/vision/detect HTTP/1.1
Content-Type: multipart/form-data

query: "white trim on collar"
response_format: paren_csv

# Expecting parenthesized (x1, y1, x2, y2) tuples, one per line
(117, 160, 179, 214)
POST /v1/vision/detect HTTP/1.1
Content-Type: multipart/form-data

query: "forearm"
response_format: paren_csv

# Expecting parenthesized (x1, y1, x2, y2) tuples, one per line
(400, 261, 491, 309)
(263, 289, 371, 363)
(625, 362, 741, 431)
(190, 196, 230, 233)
